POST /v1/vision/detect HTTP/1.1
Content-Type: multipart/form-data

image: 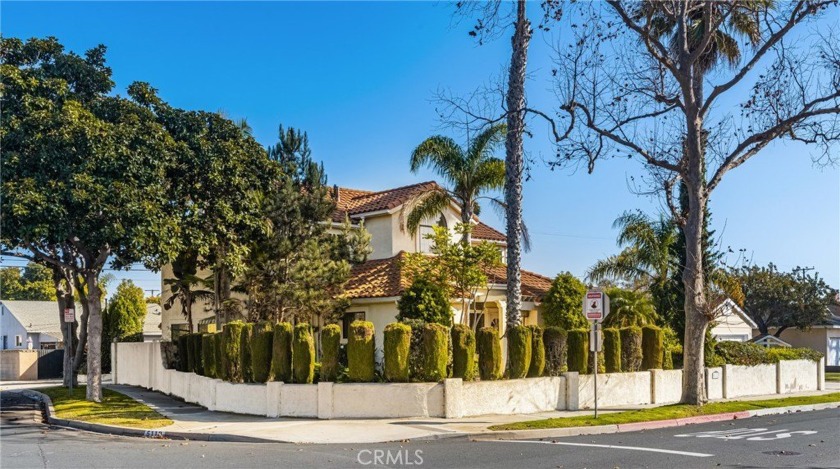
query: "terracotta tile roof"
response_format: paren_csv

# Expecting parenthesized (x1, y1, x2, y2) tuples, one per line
(331, 181, 442, 222)
(483, 266, 554, 300)
(472, 222, 507, 242)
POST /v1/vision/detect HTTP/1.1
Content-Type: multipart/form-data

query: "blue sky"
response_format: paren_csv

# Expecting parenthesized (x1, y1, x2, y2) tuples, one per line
(3, 1, 838, 295)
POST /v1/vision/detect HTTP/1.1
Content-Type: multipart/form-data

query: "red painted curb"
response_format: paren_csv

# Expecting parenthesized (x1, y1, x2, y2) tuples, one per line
(615, 410, 753, 432)
(617, 420, 679, 432)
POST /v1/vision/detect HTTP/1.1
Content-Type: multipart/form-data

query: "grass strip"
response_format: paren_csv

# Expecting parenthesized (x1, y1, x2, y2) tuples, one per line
(490, 392, 840, 431)
(825, 372, 840, 382)
(39, 386, 173, 429)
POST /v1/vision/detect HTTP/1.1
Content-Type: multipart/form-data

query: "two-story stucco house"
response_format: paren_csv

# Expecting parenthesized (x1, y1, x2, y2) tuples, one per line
(160, 181, 554, 354)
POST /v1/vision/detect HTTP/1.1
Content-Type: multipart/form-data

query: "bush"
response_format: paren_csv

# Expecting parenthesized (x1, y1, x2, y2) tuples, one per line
(619, 326, 643, 372)
(603, 328, 621, 373)
(588, 348, 605, 374)
(527, 325, 545, 377)
(419, 323, 449, 382)
(384, 323, 411, 382)
(566, 329, 588, 373)
(191, 333, 204, 375)
(251, 321, 274, 383)
(715, 341, 824, 366)
(177, 334, 189, 372)
(201, 334, 215, 378)
(642, 325, 664, 370)
(397, 277, 452, 326)
(292, 324, 315, 383)
(320, 324, 342, 382)
(477, 327, 502, 380)
(221, 321, 245, 382)
(765, 347, 823, 362)
(451, 324, 476, 381)
(347, 320, 375, 382)
(271, 322, 294, 382)
(542, 272, 588, 330)
(213, 332, 224, 378)
(240, 323, 254, 383)
(663, 349, 674, 370)
(506, 325, 531, 379)
(401, 318, 427, 381)
(543, 327, 568, 376)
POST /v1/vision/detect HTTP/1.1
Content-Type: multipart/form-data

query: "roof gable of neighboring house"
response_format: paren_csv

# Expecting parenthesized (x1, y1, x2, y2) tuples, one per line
(1, 300, 80, 338)
(749, 334, 792, 347)
(144, 304, 162, 336)
(712, 298, 758, 329)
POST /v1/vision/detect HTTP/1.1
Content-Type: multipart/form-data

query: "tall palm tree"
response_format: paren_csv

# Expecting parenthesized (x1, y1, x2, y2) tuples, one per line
(163, 251, 214, 333)
(603, 288, 659, 329)
(403, 124, 529, 248)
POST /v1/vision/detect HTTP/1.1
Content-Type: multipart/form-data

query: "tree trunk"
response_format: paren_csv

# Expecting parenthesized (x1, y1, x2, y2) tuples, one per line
(504, 0, 530, 330)
(773, 325, 788, 338)
(85, 271, 103, 402)
(54, 272, 78, 387)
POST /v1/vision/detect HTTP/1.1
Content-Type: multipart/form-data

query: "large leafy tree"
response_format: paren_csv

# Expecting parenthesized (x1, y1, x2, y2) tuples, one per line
(1, 37, 178, 401)
(542, 272, 588, 330)
(0, 263, 56, 300)
(102, 280, 147, 372)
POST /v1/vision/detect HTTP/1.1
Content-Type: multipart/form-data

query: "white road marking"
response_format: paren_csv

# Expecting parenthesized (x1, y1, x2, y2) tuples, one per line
(675, 427, 819, 441)
(499, 440, 714, 457)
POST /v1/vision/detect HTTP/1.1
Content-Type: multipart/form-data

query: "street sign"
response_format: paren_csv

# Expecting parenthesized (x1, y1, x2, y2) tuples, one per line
(583, 290, 610, 322)
(589, 325, 603, 352)
(64, 308, 75, 323)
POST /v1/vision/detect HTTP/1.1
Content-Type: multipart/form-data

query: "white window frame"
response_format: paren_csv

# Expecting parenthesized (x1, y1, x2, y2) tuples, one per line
(418, 225, 435, 253)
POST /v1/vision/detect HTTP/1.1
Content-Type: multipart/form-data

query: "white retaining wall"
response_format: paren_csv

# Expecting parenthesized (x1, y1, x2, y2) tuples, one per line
(651, 369, 683, 404)
(724, 364, 776, 398)
(706, 367, 723, 400)
(777, 359, 819, 394)
(457, 377, 565, 417)
(578, 371, 652, 409)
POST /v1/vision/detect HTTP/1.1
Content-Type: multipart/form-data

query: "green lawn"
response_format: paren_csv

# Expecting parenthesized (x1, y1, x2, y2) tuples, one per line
(825, 372, 840, 382)
(490, 392, 840, 431)
(39, 386, 173, 429)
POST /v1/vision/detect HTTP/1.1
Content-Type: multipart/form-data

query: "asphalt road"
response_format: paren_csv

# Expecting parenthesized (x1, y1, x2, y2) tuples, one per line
(2, 390, 838, 469)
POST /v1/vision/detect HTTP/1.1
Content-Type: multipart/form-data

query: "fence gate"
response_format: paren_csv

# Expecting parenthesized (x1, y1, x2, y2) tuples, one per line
(37, 349, 65, 379)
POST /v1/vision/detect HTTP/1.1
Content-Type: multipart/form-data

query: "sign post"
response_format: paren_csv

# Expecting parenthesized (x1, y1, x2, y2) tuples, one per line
(582, 290, 609, 418)
(64, 308, 75, 394)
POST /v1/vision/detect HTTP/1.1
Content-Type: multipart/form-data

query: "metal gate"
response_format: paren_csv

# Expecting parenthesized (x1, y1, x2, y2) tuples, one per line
(37, 349, 65, 379)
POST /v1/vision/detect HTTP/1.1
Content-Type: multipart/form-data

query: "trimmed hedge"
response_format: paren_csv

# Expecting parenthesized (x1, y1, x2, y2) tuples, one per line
(451, 324, 476, 381)
(213, 332, 223, 378)
(506, 325, 532, 379)
(348, 321, 375, 382)
(663, 349, 674, 370)
(177, 334, 189, 372)
(641, 325, 664, 370)
(251, 321, 274, 383)
(384, 322, 411, 382)
(527, 325, 545, 378)
(715, 341, 823, 366)
(420, 323, 449, 382)
(292, 323, 315, 383)
(588, 348, 605, 374)
(240, 323, 254, 383)
(620, 326, 643, 372)
(543, 327, 567, 376)
(477, 327, 502, 380)
(603, 328, 621, 373)
(566, 329, 588, 373)
(191, 333, 203, 375)
(320, 324, 342, 382)
(271, 322, 294, 382)
(221, 321, 245, 382)
(201, 333, 215, 378)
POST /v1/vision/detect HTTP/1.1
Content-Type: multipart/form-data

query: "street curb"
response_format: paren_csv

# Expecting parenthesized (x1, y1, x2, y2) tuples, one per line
(471, 401, 840, 441)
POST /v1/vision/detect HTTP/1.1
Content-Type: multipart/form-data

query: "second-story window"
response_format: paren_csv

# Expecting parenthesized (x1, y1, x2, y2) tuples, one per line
(419, 225, 435, 253)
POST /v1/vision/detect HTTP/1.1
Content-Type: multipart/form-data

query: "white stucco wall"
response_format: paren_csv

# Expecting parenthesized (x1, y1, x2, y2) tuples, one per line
(460, 377, 565, 417)
(777, 359, 818, 394)
(651, 369, 683, 404)
(215, 382, 268, 416)
(279, 384, 319, 418)
(724, 364, 776, 398)
(363, 216, 395, 260)
(330, 382, 445, 418)
(706, 367, 723, 400)
(578, 371, 652, 408)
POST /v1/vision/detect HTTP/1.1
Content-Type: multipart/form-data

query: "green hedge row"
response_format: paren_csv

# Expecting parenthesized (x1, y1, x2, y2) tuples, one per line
(715, 341, 823, 366)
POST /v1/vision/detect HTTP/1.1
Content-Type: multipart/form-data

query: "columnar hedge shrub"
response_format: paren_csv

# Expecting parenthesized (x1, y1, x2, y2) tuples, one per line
(451, 324, 476, 381)
(191, 333, 204, 375)
(348, 321, 375, 382)
(292, 323, 315, 383)
(527, 325, 545, 378)
(566, 329, 588, 373)
(200, 334, 214, 377)
(221, 321, 245, 382)
(588, 348, 605, 374)
(420, 323, 449, 382)
(251, 321, 274, 383)
(214, 332, 223, 378)
(177, 334, 189, 372)
(320, 324, 342, 382)
(271, 322, 293, 382)
(477, 327, 502, 380)
(603, 328, 621, 373)
(641, 325, 664, 370)
(240, 323, 254, 382)
(663, 349, 674, 370)
(384, 322, 411, 382)
(619, 326, 643, 372)
(506, 325, 532, 379)
(543, 327, 567, 376)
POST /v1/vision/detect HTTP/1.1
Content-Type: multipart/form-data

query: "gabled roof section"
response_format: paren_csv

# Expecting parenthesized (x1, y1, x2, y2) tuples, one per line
(1, 300, 80, 333)
(713, 298, 759, 329)
(331, 181, 441, 222)
(472, 222, 506, 243)
(483, 266, 553, 300)
(749, 334, 792, 348)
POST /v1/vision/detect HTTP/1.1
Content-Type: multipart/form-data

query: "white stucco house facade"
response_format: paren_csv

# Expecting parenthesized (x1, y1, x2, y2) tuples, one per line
(709, 298, 758, 343)
(0, 300, 77, 350)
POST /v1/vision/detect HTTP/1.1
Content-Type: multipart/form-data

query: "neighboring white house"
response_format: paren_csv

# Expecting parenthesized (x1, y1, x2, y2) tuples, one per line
(0, 300, 78, 350)
(755, 304, 840, 371)
(143, 304, 163, 342)
(709, 298, 757, 342)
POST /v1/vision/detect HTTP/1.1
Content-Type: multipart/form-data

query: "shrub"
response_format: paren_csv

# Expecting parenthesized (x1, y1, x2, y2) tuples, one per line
(213, 332, 223, 378)
(714, 341, 823, 366)
(240, 323, 254, 383)
(603, 328, 621, 373)
(191, 333, 204, 375)
(271, 322, 294, 382)
(566, 329, 588, 373)
(543, 327, 568, 376)
(292, 323, 315, 383)
(506, 325, 531, 379)
(401, 318, 427, 380)
(384, 323, 411, 382)
(251, 321, 274, 383)
(177, 334, 189, 372)
(641, 325, 664, 370)
(765, 347, 823, 363)
(477, 327, 502, 380)
(451, 324, 476, 381)
(397, 277, 452, 326)
(221, 321, 245, 382)
(527, 325, 545, 377)
(201, 334, 215, 378)
(588, 348, 605, 374)
(347, 320, 375, 382)
(419, 323, 449, 382)
(320, 324, 342, 382)
(663, 349, 674, 370)
(542, 272, 588, 330)
(619, 326, 643, 372)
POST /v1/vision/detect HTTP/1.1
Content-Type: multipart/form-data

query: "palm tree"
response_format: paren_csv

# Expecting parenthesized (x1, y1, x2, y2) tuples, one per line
(403, 124, 529, 248)
(163, 251, 214, 333)
(603, 288, 659, 329)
